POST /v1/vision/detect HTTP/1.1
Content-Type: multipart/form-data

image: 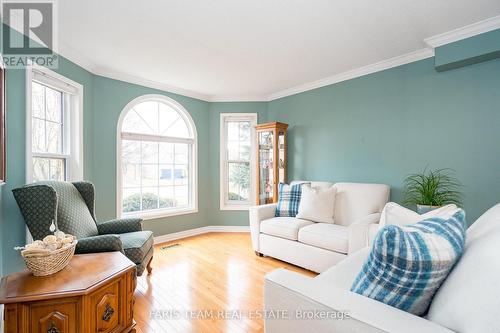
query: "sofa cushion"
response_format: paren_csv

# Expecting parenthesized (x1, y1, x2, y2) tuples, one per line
(351, 210, 466, 316)
(296, 185, 336, 223)
(333, 183, 389, 226)
(260, 217, 313, 241)
(380, 202, 458, 227)
(427, 204, 500, 333)
(275, 183, 309, 217)
(315, 247, 370, 289)
(121, 230, 154, 264)
(298, 223, 349, 254)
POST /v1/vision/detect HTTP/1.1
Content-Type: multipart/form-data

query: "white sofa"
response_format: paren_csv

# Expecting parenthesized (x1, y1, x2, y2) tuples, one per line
(249, 182, 390, 273)
(264, 203, 500, 333)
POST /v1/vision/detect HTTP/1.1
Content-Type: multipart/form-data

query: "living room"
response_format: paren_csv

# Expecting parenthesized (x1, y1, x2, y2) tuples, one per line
(0, 1, 499, 332)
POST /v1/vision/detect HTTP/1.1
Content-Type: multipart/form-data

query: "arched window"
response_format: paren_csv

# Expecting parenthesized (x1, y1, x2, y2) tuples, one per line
(117, 94, 197, 219)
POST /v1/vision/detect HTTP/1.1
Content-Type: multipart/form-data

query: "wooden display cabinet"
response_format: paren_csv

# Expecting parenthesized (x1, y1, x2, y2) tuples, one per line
(255, 122, 288, 205)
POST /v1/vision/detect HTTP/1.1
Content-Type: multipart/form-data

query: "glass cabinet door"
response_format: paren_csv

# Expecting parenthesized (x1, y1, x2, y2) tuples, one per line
(258, 130, 274, 204)
(278, 130, 286, 185)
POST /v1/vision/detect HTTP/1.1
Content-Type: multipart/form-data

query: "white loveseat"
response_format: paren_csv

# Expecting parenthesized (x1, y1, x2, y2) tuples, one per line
(249, 182, 390, 273)
(264, 203, 500, 333)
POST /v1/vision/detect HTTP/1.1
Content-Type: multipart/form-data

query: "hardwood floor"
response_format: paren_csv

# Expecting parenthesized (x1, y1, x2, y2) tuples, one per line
(134, 232, 315, 333)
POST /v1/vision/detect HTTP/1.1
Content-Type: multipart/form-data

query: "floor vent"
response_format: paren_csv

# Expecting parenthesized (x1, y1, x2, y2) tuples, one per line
(161, 243, 180, 250)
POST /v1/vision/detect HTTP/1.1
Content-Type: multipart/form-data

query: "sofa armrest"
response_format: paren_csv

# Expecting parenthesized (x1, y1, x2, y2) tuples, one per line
(75, 234, 124, 254)
(265, 268, 454, 333)
(249, 203, 277, 252)
(347, 213, 380, 255)
(97, 218, 143, 235)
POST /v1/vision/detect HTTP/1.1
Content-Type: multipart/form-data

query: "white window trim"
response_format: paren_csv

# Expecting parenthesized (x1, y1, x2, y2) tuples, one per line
(25, 64, 84, 183)
(116, 94, 198, 220)
(220, 113, 257, 211)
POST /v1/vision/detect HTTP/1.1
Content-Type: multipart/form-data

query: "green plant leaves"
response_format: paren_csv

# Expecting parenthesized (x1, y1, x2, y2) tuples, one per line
(403, 168, 463, 207)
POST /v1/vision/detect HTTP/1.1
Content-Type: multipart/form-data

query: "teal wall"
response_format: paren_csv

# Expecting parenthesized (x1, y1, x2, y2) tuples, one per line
(208, 102, 268, 226)
(435, 29, 500, 71)
(268, 57, 500, 223)
(92, 76, 211, 236)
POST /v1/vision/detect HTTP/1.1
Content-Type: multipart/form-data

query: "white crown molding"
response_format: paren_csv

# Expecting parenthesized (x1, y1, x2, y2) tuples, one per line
(59, 42, 212, 101)
(52, 15, 500, 102)
(92, 65, 212, 101)
(208, 95, 269, 102)
(424, 15, 500, 48)
(267, 48, 435, 101)
(153, 225, 250, 245)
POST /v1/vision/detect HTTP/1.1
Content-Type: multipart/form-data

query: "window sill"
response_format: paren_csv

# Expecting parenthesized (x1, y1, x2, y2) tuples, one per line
(122, 207, 198, 221)
(220, 204, 250, 211)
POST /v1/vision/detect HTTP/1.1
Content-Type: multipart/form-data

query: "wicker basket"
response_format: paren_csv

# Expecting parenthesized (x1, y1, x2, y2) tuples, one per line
(21, 240, 78, 276)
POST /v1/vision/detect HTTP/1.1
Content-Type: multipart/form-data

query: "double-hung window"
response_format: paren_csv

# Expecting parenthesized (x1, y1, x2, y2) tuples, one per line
(27, 66, 83, 182)
(220, 113, 257, 210)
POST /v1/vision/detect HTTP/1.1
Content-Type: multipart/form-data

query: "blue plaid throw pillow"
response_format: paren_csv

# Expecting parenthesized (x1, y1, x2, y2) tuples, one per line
(351, 209, 466, 316)
(275, 183, 308, 217)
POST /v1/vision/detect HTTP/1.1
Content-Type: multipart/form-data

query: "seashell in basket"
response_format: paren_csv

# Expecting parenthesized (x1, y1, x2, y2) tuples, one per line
(22, 240, 78, 276)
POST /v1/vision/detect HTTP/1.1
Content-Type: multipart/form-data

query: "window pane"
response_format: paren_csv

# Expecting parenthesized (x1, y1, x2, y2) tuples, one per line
(142, 142, 158, 164)
(122, 163, 140, 188)
(239, 142, 251, 160)
(159, 142, 174, 164)
(46, 122, 62, 154)
(227, 122, 239, 141)
(141, 164, 158, 187)
(122, 110, 152, 134)
(175, 185, 189, 207)
(32, 118, 46, 152)
(141, 188, 159, 211)
(45, 86, 62, 122)
(32, 82, 45, 119)
(227, 141, 239, 161)
(174, 164, 188, 185)
(159, 186, 175, 208)
(33, 157, 49, 182)
(166, 117, 189, 138)
(122, 140, 141, 164)
(33, 157, 65, 182)
(174, 144, 188, 164)
(121, 100, 192, 137)
(122, 188, 141, 213)
(159, 103, 182, 135)
(134, 101, 159, 134)
(239, 121, 251, 141)
(49, 158, 65, 181)
(159, 164, 173, 186)
(228, 162, 250, 201)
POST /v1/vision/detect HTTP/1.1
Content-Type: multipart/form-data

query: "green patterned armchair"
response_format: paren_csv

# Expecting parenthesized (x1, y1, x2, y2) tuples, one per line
(13, 181, 154, 276)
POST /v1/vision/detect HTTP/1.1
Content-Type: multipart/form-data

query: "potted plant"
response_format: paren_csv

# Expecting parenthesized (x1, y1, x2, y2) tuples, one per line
(403, 168, 463, 214)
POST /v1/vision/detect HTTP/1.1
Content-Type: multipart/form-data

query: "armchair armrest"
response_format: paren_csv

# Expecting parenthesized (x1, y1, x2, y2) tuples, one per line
(75, 234, 124, 254)
(265, 268, 454, 333)
(249, 203, 277, 252)
(348, 213, 381, 254)
(97, 218, 143, 235)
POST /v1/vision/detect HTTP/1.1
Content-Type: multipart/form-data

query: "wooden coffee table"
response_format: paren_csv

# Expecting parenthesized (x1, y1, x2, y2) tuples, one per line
(0, 251, 137, 333)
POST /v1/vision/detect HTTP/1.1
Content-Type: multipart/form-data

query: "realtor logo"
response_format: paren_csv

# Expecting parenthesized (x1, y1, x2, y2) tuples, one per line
(0, 0, 58, 68)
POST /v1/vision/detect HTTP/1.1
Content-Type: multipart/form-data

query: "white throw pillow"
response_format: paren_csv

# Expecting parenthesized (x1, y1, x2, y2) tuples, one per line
(379, 202, 458, 227)
(296, 185, 336, 223)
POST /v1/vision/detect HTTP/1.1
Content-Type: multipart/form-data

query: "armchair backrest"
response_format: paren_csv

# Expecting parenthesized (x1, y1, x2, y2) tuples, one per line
(13, 181, 99, 240)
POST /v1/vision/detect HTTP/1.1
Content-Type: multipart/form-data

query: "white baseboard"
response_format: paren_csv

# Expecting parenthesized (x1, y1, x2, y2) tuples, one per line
(154, 225, 250, 245)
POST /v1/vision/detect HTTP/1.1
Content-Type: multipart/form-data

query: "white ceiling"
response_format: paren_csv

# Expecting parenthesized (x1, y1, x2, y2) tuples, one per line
(56, 0, 500, 101)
